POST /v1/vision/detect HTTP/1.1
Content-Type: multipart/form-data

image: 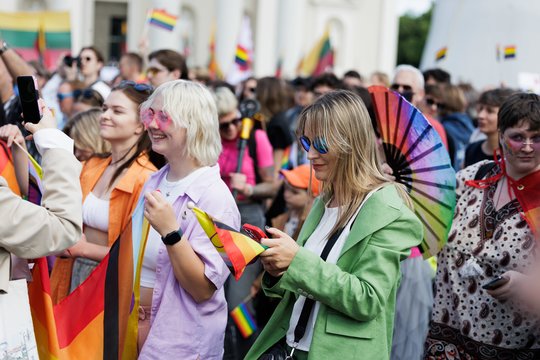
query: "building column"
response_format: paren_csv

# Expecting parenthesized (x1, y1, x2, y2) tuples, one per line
(215, 0, 244, 78)
(254, 0, 278, 77)
(277, 0, 307, 78)
(376, 0, 398, 74)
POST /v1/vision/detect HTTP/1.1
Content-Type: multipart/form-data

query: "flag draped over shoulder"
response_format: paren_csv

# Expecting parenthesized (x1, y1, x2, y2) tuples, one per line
(0, 11, 71, 70)
(27, 157, 148, 359)
(509, 169, 540, 240)
(297, 27, 334, 77)
(0, 140, 21, 196)
(226, 15, 254, 85)
(189, 204, 266, 280)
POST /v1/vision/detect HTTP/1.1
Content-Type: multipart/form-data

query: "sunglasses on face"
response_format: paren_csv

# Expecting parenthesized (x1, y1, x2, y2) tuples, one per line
(390, 83, 413, 92)
(140, 108, 173, 131)
(299, 135, 328, 154)
(219, 118, 241, 131)
(73, 88, 97, 100)
(57, 92, 74, 101)
(425, 97, 444, 108)
(504, 132, 540, 151)
(117, 80, 153, 93)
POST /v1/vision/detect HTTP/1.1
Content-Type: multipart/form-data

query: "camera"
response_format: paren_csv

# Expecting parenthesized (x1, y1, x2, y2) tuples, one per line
(63, 55, 81, 68)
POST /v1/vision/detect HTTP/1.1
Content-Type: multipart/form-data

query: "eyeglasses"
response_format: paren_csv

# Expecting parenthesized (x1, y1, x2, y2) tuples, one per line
(504, 132, 540, 151)
(146, 67, 167, 76)
(117, 81, 153, 93)
(299, 135, 328, 154)
(390, 83, 413, 92)
(140, 108, 173, 131)
(425, 97, 444, 108)
(57, 92, 75, 101)
(219, 118, 241, 131)
(73, 88, 97, 100)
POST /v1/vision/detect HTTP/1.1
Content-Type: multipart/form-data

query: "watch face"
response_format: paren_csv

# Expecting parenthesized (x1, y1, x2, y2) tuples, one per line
(162, 229, 182, 245)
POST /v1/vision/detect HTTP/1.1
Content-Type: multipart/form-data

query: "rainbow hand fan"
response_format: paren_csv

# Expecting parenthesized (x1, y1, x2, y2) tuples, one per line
(368, 86, 456, 258)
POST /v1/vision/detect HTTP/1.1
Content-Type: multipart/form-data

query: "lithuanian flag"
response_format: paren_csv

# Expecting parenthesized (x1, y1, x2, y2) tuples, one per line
(297, 27, 334, 77)
(0, 11, 71, 70)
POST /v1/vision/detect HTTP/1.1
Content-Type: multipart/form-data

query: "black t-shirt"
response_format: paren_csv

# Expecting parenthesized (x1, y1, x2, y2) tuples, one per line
(266, 110, 296, 150)
(464, 140, 493, 168)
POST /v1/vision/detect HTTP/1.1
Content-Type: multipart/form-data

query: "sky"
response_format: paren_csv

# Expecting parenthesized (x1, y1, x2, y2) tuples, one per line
(397, 0, 433, 15)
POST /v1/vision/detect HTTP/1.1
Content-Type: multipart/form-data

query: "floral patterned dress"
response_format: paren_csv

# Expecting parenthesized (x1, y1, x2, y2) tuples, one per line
(424, 161, 540, 359)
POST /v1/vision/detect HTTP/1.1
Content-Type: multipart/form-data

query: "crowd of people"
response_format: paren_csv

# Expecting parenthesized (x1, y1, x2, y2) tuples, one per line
(0, 37, 539, 360)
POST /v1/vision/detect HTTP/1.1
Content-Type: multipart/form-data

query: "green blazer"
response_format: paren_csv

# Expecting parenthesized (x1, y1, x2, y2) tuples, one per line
(245, 185, 423, 360)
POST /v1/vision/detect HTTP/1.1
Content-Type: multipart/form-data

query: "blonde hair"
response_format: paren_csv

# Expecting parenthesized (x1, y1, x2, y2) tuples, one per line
(213, 87, 238, 118)
(140, 80, 222, 166)
(65, 108, 110, 155)
(297, 90, 410, 236)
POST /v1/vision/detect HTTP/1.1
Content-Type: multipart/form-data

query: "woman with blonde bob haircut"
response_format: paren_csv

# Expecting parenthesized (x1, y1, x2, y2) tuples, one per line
(246, 90, 423, 360)
(135, 80, 240, 358)
(64, 107, 110, 161)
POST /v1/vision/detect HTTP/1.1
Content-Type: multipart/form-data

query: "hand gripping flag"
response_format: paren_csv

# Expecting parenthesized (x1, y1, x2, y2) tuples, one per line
(188, 202, 266, 280)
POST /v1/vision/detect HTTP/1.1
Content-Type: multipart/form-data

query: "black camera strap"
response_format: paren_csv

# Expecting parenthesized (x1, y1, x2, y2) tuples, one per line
(292, 226, 345, 347)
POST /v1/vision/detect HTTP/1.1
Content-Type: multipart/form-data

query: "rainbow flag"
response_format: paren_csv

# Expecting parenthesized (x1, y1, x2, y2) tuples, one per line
(230, 302, 257, 338)
(190, 204, 266, 280)
(148, 9, 177, 32)
(504, 45, 516, 59)
(0, 140, 21, 196)
(226, 15, 254, 85)
(297, 27, 334, 77)
(0, 11, 71, 70)
(435, 46, 447, 61)
(235, 45, 249, 70)
(27, 159, 147, 359)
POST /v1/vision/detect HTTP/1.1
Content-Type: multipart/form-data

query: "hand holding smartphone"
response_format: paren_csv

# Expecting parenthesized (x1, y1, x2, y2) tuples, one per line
(242, 223, 267, 243)
(16, 76, 41, 124)
(481, 275, 509, 290)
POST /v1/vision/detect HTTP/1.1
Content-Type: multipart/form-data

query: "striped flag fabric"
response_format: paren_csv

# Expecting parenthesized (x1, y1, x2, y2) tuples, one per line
(435, 46, 447, 61)
(148, 9, 178, 32)
(297, 27, 334, 77)
(189, 203, 266, 280)
(230, 302, 257, 338)
(0, 140, 21, 196)
(504, 45, 516, 59)
(0, 11, 71, 70)
(27, 159, 148, 359)
(509, 169, 540, 241)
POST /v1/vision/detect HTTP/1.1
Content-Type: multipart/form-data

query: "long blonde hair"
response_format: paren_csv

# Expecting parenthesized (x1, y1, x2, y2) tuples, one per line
(65, 107, 110, 156)
(297, 90, 409, 236)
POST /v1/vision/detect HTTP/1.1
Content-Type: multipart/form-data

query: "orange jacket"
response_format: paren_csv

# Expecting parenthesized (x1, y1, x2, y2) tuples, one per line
(50, 154, 156, 304)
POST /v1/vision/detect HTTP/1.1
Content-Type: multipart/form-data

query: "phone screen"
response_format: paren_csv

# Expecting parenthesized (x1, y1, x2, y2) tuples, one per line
(16, 76, 41, 123)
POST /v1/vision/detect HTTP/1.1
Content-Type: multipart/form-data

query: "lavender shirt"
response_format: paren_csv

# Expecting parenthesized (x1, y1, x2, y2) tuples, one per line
(138, 164, 240, 359)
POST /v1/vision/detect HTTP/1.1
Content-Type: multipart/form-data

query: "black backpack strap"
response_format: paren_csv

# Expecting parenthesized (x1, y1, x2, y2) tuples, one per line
(247, 129, 261, 184)
(474, 162, 497, 180)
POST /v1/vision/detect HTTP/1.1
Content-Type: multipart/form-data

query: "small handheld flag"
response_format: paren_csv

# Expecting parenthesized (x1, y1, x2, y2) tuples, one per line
(148, 9, 178, 32)
(504, 45, 516, 59)
(188, 202, 266, 280)
(230, 300, 257, 338)
(435, 47, 447, 61)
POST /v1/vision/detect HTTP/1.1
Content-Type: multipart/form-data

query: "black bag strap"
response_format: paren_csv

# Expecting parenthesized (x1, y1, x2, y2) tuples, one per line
(474, 162, 497, 180)
(292, 226, 344, 345)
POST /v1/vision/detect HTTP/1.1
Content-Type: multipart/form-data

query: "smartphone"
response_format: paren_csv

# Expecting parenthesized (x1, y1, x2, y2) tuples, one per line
(242, 223, 267, 242)
(481, 276, 509, 290)
(17, 76, 41, 123)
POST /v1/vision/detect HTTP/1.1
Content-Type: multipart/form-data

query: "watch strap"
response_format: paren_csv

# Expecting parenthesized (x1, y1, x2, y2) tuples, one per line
(161, 228, 183, 246)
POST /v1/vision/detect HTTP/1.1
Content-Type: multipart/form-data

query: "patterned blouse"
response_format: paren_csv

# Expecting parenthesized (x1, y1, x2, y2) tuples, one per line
(425, 161, 540, 359)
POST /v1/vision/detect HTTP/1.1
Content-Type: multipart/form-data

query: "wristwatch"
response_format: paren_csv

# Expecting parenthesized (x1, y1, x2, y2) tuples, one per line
(0, 41, 8, 55)
(161, 228, 183, 246)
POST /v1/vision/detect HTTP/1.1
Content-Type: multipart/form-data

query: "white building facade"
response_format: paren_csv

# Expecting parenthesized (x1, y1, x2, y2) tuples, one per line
(0, 0, 399, 80)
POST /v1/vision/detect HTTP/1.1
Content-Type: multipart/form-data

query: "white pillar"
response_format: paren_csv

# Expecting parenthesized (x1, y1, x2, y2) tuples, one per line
(254, 0, 279, 77)
(127, 0, 152, 53)
(277, 0, 306, 78)
(69, 0, 95, 54)
(148, 0, 183, 52)
(376, 0, 398, 75)
(215, 0, 243, 77)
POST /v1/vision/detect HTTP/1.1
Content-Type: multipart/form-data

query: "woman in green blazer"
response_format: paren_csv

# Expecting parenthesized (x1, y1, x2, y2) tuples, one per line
(246, 90, 423, 360)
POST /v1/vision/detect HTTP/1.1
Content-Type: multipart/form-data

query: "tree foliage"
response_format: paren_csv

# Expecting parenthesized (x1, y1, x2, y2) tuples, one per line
(397, 6, 433, 67)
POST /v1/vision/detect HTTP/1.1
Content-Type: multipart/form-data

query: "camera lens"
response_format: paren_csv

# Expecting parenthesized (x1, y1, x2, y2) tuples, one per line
(76, 57, 82, 69)
(63, 55, 73, 67)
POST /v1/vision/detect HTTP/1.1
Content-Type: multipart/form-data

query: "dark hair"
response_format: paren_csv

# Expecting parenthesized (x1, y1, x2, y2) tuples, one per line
(79, 46, 105, 63)
(423, 68, 451, 84)
(290, 76, 312, 90)
(74, 88, 104, 107)
(122, 52, 144, 72)
(103, 83, 155, 188)
(498, 92, 540, 134)
(309, 73, 342, 92)
(256, 77, 294, 119)
(438, 84, 466, 115)
(351, 86, 377, 137)
(478, 88, 517, 108)
(148, 49, 188, 80)
(343, 70, 363, 80)
(207, 80, 235, 95)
